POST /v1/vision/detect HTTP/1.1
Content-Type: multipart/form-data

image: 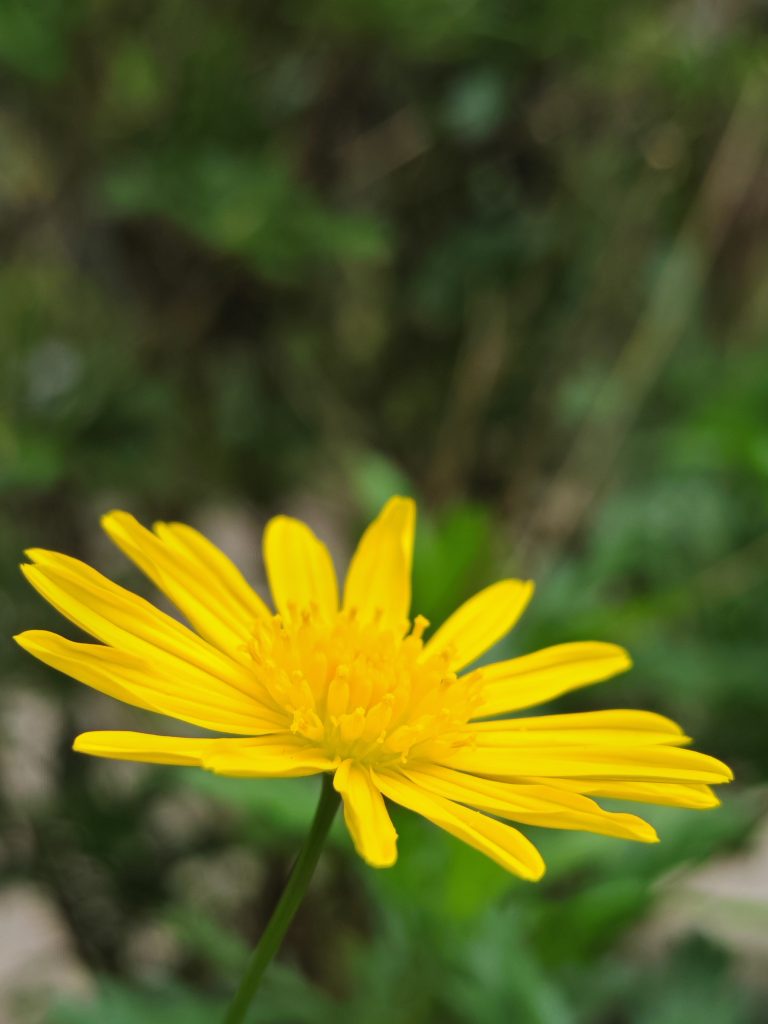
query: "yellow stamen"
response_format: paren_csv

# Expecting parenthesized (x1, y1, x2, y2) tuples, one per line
(247, 609, 481, 767)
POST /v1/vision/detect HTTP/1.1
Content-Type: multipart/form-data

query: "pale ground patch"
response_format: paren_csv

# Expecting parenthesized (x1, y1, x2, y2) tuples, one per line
(0, 884, 93, 1024)
(629, 802, 768, 990)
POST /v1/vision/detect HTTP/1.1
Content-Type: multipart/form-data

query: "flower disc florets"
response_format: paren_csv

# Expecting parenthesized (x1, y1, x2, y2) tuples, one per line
(247, 608, 482, 768)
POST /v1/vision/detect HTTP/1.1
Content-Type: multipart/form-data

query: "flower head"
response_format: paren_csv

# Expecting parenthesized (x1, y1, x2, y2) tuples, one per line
(15, 497, 732, 879)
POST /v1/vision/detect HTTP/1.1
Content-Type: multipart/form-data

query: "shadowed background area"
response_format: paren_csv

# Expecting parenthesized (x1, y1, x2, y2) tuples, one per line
(1, 2, 767, 1022)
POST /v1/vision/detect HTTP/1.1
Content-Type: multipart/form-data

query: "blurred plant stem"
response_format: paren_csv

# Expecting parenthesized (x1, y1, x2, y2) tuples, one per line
(516, 73, 768, 576)
(222, 775, 340, 1024)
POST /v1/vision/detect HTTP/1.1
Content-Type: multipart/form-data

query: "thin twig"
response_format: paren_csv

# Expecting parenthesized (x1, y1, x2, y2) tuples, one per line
(517, 74, 768, 576)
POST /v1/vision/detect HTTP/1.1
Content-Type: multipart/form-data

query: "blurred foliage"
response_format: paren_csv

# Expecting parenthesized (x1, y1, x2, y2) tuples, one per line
(1, 0, 768, 1022)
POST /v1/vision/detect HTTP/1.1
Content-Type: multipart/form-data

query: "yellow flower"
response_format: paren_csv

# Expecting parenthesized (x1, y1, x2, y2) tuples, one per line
(15, 497, 731, 880)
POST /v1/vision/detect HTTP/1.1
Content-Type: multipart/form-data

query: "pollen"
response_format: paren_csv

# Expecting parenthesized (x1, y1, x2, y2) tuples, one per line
(246, 607, 483, 767)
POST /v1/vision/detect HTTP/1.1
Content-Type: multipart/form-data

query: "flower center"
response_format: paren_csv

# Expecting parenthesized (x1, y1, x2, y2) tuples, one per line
(246, 608, 483, 767)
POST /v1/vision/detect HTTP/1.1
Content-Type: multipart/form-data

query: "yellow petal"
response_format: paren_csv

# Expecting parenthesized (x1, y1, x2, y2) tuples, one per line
(472, 709, 683, 735)
(473, 642, 632, 716)
(153, 520, 270, 621)
(469, 712, 690, 748)
(263, 516, 339, 621)
(101, 511, 264, 653)
(343, 496, 416, 629)
(374, 770, 545, 880)
(333, 760, 398, 867)
(422, 579, 534, 671)
(20, 556, 259, 701)
(534, 778, 721, 809)
(15, 630, 282, 735)
(445, 743, 733, 784)
(201, 744, 334, 778)
(405, 765, 658, 843)
(74, 731, 218, 765)
(73, 731, 333, 777)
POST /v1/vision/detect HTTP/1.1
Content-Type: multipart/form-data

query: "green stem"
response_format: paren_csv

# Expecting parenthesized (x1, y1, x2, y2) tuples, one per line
(222, 774, 340, 1024)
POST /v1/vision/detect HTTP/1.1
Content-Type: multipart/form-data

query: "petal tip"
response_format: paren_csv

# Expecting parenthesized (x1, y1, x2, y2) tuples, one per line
(72, 733, 109, 758)
(12, 630, 46, 651)
(23, 548, 49, 564)
(19, 563, 48, 590)
(362, 849, 399, 869)
(708, 758, 734, 784)
(502, 577, 536, 607)
(379, 495, 417, 529)
(12, 631, 32, 651)
(100, 509, 137, 536)
(524, 859, 547, 882)
(501, 577, 535, 593)
(635, 821, 660, 844)
(72, 734, 92, 755)
(384, 494, 415, 510)
(263, 513, 291, 533)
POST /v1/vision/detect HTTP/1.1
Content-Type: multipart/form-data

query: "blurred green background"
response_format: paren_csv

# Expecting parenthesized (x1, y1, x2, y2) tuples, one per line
(1, 1, 767, 1021)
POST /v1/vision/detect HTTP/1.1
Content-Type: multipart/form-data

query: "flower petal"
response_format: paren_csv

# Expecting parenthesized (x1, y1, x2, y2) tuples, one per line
(101, 511, 267, 653)
(445, 742, 733, 784)
(472, 642, 632, 717)
(534, 778, 721, 809)
(374, 770, 545, 880)
(422, 579, 534, 671)
(202, 744, 334, 778)
(73, 731, 333, 777)
(472, 709, 683, 735)
(334, 760, 398, 867)
(152, 520, 270, 621)
(343, 496, 416, 629)
(15, 630, 282, 735)
(263, 516, 339, 621)
(74, 731, 215, 765)
(469, 711, 690, 748)
(20, 555, 262, 702)
(404, 765, 658, 843)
